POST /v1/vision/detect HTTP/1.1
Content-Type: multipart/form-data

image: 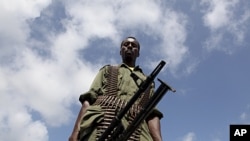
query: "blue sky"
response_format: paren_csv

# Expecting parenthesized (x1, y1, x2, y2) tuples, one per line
(0, 0, 250, 141)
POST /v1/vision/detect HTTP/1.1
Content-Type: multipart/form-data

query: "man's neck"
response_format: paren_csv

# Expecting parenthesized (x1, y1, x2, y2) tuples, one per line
(123, 61, 135, 67)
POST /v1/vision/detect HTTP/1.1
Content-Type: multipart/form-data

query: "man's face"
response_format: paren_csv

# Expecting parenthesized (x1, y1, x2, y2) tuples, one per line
(120, 38, 140, 63)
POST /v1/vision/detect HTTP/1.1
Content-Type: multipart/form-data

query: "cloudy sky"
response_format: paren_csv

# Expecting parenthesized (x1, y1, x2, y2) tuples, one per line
(0, 0, 250, 141)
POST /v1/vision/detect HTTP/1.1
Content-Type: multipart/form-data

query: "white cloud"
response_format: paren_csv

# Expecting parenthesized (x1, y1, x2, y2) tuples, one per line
(0, 38, 98, 140)
(0, 0, 52, 58)
(3, 47, 98, 126)
(240, 104, 250, 123)
(201, 0, 239, 30)
(115, 0, 161, 30)
(63, 0, 120, 42)
(201, 0, 250, 53)
(1, 0, 51, 18)
(0, 85, 48, 141)
(182, 132, 196, 141)
(0, 1, 52, 140)
(240, 112, 247, 120)
(158, 9, 189, 74)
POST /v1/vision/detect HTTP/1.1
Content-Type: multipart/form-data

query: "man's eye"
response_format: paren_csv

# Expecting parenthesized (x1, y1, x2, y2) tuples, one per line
(131, 43, 137, 47)
(123, 42, 129, 46)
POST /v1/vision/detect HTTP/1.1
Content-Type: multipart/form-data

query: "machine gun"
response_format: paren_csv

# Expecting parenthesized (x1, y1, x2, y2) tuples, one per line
(97, 60, 175, 141)
(116, 78, 175, 141)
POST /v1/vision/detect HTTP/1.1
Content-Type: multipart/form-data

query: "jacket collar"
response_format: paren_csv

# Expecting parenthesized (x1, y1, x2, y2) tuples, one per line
(119, 63, 143, 73)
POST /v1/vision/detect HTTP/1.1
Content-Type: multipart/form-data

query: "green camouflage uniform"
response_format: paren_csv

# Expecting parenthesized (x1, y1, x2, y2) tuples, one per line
(78, 63, 163, 141)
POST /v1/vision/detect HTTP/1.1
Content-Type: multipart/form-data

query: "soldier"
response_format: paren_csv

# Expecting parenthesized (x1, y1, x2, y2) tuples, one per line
(69, 37, 163, 141)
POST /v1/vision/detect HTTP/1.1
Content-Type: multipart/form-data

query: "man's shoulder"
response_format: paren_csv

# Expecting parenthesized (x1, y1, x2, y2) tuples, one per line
(99, 64, 119, 71)
(100, 64, 110, 69)
(99, 65, 110, 72)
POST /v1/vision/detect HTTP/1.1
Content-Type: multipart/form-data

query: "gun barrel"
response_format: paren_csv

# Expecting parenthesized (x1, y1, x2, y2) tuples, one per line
(150, 61, 166, 79)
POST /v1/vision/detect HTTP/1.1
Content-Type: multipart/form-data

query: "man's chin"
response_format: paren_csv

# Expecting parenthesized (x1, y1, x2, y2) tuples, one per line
(124, 56, 133, 62)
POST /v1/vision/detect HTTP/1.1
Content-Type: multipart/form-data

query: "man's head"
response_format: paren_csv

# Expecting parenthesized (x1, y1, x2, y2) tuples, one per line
(120, 37, 140, 67)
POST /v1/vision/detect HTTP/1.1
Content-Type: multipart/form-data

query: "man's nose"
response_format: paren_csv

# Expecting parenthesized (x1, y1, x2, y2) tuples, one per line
(127, 43, 133, 49)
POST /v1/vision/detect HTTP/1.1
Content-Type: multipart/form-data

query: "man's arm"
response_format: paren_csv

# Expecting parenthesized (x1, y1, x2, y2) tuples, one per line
(69, 101, 90, 141)
(147, 116, 162, 141)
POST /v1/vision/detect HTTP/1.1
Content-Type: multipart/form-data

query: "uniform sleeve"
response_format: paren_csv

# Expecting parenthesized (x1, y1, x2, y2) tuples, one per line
(79, 66, 109, 105)
(149, 108, 164, 119)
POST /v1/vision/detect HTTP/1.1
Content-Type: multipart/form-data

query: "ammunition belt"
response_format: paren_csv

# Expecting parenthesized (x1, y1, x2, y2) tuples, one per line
(106, 66, 119, 97)
(93, 95, 142, 141)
